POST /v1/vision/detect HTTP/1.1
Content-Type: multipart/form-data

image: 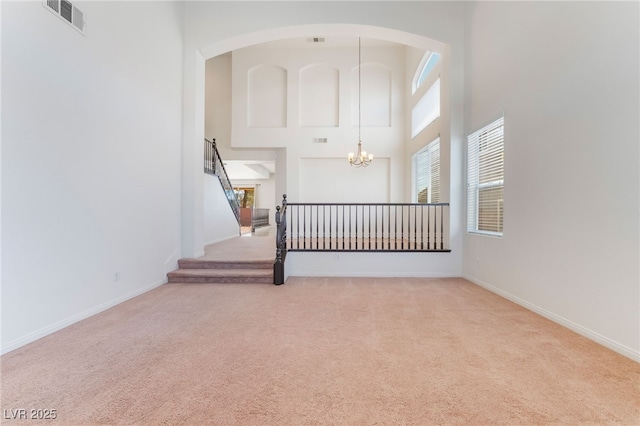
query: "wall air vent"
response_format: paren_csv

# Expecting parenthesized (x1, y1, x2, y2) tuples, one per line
(46, 0, 59, 12)
(312, 138, 328, 144)
(43, 0, 85, 34)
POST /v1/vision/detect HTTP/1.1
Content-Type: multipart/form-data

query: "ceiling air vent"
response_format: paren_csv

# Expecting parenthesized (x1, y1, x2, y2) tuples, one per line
(43, 0, 85, 34)
(312, 138, 328, 144)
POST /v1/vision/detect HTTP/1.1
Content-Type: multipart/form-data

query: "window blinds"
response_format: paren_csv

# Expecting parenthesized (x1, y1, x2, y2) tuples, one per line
(467, 117, 504, 234)
(415, 139, 440, 204)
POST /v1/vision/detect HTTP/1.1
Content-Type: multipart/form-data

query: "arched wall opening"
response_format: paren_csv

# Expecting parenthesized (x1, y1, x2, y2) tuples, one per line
(182, 24, 463, 271)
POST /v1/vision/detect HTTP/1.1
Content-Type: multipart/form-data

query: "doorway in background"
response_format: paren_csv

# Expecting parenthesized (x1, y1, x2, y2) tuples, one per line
(234, 187, 255, 235)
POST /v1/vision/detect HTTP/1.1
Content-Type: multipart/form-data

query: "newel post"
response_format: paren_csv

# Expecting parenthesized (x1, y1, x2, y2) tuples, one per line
(273, 194, 288, 285)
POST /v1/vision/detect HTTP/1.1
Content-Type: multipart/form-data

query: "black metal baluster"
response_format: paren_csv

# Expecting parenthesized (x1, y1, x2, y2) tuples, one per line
(387, 205, 391, 250)
(329, 205, 332, 250)
(322, 205, 326, 250)
(420, 205, 424, 250)
(360, 205, 364, 249)
(394, 205, 398, 250)
(349, 205, 352, 250)
(368, 205, 371, 250)
(427, 205, 431, 250)
(401, 205, 405, 250)
(355, 205, 358, 250)
(375, 205, 378, 250)
(440, 205, 444, 250)
(342, 205, 345, 250)
(413, 205, 418, 250)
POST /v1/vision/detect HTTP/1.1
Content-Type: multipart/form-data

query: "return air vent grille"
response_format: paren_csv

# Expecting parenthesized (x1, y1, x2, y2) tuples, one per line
(43, 0, 85, 34)
(312, 138, 328, 144)
(46, 0, 59, 12)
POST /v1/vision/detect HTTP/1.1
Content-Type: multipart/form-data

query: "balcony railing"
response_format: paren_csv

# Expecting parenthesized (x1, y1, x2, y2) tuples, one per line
(273, 194, 450, 284)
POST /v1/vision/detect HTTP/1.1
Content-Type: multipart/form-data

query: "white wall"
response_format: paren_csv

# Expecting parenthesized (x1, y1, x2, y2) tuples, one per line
(1, 1, 184, 353)
(298, 158, 390, 203)
(204, 51, 279, 233)
(203, 174, 240, 245)
(463, 1, 639, 360)
(231, 44, 406, 203)
(205, 53, 277, 163)
(205, 53, 232, 146)
(289, 251, 458, 278)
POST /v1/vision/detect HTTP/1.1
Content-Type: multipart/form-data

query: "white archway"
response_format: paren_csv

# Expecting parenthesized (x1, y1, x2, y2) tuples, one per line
(182, 24, 455, 259)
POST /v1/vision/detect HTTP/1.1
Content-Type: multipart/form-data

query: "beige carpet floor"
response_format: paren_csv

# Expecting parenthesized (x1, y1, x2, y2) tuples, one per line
(1, 277, 638, 425)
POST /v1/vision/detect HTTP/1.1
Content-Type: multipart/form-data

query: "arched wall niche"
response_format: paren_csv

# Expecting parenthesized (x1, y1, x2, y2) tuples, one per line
(299, 63, 340, 128)
(247, 64, 287, 128)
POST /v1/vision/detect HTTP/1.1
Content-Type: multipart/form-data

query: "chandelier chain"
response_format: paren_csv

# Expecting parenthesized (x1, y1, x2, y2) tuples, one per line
(349, 36, 373, 167)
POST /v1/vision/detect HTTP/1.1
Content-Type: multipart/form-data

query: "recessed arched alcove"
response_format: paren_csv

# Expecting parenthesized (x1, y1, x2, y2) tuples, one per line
(299, 63, 340, 128)
(247, 64, 288, 128)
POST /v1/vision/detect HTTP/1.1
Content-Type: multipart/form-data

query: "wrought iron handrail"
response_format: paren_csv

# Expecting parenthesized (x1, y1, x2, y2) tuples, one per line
(285, 200, 450, 252)
(274, 195, 288, 285)
(204, 138, 240, 222)
(273, 194, 451, 285)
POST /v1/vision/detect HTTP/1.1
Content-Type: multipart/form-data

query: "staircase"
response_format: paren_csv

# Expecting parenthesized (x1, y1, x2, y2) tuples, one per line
(167, 258, 273, 284)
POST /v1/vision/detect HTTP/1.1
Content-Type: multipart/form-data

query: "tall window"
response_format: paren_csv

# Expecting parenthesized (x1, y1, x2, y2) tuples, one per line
(411, 78, 440, 138)
(414, 138, 440, 204)
(411, 51, 441, 139)
(467, 117, 504, 235)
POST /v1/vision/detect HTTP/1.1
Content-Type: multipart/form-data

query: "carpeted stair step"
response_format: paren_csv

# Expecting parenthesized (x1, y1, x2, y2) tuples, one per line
(167, 268, 273, 284)
(177, 259, 272, 270)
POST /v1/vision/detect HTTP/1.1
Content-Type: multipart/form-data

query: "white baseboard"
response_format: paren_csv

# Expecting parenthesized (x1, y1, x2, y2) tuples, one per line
(204, 233, 238, 247)
(164, 249, 181, 274)
(1, 279, 165, 355)
(463, 274, 640, 363)
(288, 271, 460, 278)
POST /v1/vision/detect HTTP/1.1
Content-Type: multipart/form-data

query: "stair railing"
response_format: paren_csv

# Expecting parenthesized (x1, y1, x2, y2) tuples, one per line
(273, 194, 288, 285)
(285, 201, 450, 252)
(204, 138, 240, 222)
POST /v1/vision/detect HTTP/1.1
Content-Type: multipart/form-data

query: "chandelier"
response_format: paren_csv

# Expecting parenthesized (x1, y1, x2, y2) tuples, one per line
(348, 37, 373, 167)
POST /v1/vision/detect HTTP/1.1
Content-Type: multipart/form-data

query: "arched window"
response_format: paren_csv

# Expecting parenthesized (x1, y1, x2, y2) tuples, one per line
(412, 52, 441, 94)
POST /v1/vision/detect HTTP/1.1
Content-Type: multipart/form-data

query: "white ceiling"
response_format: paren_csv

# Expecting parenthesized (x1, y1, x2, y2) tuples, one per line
(224, 160, 276, 181)
(254, 36, 404, 49)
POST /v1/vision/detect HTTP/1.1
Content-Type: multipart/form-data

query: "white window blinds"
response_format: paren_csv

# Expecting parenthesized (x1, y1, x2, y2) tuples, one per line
(467, 117, 504, 235)
(414, 139, 440, 204)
